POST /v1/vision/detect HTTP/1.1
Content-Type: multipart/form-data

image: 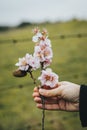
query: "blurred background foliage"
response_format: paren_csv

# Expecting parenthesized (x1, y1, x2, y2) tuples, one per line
(0, 20, 87, 130)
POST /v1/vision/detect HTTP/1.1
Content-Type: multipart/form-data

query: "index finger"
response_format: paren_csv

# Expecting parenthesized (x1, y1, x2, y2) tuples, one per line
(33, 86, 39, 92)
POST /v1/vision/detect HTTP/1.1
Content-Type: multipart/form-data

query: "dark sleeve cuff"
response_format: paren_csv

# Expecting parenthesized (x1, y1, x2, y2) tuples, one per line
(79, 85, 87, 127)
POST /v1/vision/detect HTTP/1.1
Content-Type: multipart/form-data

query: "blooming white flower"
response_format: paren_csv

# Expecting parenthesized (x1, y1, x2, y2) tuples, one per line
(15, 53, 40, 71)
(38, 68, 59, 88)
(29, 56, 40, 70)
(39, 38, 51, 49)
(32, 35, 39, 43)
(44, 46, 53, 59)
(32, 27, 40, 34)
(33, 45, 53, 68)
(33, 46, 44, 62)
(32, 32, 42, 42)
(15, 55, 29, 71)
(43, 59, 52, 68)
(42, 28, 48, 35)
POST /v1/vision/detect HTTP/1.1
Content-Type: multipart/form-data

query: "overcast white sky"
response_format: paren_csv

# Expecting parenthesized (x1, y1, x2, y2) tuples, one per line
(0, 0, 87, 26)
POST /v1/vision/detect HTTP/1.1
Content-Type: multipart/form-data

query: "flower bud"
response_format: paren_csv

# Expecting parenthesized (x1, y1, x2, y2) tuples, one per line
(13, 69, 27, 77)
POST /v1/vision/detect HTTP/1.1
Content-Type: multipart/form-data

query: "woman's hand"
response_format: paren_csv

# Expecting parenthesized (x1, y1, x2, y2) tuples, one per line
(32, 81, 80, 112)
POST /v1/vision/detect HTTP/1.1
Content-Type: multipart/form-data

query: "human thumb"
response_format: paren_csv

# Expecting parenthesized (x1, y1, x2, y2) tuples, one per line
(39, 87, 62, 97)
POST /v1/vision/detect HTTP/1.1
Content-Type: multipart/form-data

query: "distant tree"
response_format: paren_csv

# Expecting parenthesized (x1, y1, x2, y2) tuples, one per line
(0, 26, 10, 32)
(17, 22, 32, 28)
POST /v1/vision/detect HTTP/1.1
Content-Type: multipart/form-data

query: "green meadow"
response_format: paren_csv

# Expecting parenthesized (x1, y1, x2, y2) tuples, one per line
(0, 20, 87, 130)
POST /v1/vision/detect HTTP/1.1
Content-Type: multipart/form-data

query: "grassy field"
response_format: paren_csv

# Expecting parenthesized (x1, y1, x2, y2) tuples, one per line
(0, 20, 87, 130)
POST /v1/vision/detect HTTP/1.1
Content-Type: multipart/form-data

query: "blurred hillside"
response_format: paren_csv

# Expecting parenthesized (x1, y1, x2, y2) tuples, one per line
(0, 20, 87, 130)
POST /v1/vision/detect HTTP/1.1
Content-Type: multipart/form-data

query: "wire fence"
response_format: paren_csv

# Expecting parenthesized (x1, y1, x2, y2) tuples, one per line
(0, 32, 87, 91)
(0, 71, 86, 92)
(0, 33, 87, 44)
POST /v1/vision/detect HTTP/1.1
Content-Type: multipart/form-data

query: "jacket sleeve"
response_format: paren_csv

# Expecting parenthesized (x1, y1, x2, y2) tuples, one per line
(79, 85, 87, 127)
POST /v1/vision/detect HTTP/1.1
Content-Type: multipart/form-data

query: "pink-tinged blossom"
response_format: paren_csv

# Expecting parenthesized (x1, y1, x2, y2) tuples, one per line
(43, 59, 52, 68)
(39, 38, 51, 48)
(32, 27, 40, 34)
(15, 53, 40, 71)
(32, 32, 42, 42)
(15, 55, 30, 71)
(44, 46, 53, 59)
(32, 28, 50, 43)
(42, 28, 48, 36)
(38, 68, 59, 88)
(29, 56, 40, 70)
(33, 46, 53, 67)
